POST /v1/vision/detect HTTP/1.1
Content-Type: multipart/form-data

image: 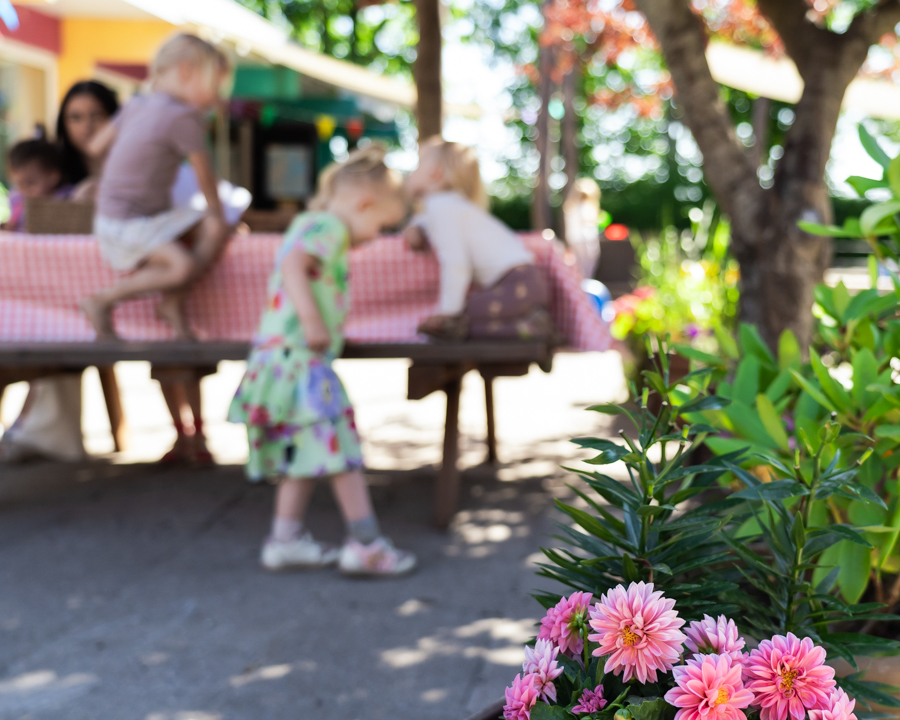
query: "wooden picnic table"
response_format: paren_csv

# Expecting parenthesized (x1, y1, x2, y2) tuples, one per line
(0, 340, 553, 527)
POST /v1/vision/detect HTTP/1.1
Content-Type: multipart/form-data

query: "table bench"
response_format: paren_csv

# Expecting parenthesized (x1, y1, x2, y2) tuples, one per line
(0, 340, 553, 527)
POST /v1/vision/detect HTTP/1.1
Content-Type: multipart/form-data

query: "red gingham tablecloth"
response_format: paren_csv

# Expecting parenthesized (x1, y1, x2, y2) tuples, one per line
(0, 232, 610, 351)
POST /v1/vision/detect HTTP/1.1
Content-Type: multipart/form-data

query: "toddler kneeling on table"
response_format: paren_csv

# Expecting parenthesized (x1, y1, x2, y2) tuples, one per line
(404, 137, 553, 342)
(228, 146, 416, 576)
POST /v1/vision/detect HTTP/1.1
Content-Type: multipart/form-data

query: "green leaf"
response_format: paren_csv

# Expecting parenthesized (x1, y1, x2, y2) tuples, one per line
(833, 282, 851, 321)
(839, 541, 872, 604)
(678, 395, 731, 414)
(733, 355, 761, 406)
(627, 697, 669, 720)
(860, 200, 900, 238)
(778, 330, 801, 371)
(791, 370, 837, 412)
(847, 175, 890, 196)
(531, 702, 570, 720)
(672, 344, 727, 367)
(876, 425, 900, 442)
(739, 324, 776, 367)
(732, 479, 809, 501)
(852, 348, 880, 409)
(799, 220, 863, 238)
(859, 124, 892, 170)
(756, 393, 790, 452)
(810, 350, 852, 414)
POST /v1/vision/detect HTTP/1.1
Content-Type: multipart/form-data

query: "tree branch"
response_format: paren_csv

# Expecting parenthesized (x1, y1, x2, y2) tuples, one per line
(756, 0, 830, 79)
(633, 0, 763, 242)
(847, 0, 900, 44)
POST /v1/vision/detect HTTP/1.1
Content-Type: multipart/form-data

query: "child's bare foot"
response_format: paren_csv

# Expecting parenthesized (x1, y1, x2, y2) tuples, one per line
(79, 296, 118, 341)
(188, 434, 214, 466)
(156, 296, 195, 341)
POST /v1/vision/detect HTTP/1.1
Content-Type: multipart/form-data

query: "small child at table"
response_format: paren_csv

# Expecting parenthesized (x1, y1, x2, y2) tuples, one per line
(3, 139, 67, 231)
(228, 146, 416, 576)
(80, 33, 230, 341)
(404, 137, 553, 341)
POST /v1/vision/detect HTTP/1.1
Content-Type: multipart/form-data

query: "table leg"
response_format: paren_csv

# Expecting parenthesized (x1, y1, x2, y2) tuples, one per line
(484, 375, 497, 464)
(97, 365, 127, 453)
(435, 375, 462, 528)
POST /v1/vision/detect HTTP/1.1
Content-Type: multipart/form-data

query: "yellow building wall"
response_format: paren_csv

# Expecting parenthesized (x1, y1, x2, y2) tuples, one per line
(57, 18, 174, 99)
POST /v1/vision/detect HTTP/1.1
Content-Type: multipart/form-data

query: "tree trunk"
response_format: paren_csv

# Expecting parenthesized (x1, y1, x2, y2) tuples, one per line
(634, 0, 899, 350)
(560, 67, 579, 242)
(414, 0, 442, 140)
(531, 34, 554, 232)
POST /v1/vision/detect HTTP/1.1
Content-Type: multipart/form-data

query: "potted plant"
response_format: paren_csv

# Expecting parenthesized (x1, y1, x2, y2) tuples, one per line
(491, 351, 899, 719)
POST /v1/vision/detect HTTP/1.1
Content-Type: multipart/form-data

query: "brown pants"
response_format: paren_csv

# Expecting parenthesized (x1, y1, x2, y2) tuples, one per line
(465, 264, 553, 340)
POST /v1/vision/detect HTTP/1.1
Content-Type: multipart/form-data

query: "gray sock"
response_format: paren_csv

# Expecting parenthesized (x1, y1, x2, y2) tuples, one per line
(271, 517, 303, 543)
(348, 515, 381, 544)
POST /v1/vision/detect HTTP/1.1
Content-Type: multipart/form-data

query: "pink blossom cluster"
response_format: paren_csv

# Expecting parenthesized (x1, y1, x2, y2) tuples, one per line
(503, 582, 858, 720)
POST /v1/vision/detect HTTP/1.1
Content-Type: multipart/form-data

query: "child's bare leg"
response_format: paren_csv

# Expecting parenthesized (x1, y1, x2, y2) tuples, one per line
(183, 378, 213, 463)
(159, 382, 190, 462)
(271, 478, 317, 540)
(82, 243, 195, 340)
(183, 215, 232, 277)
(156, 291, 194, 340)
(331, 470, 380, 542)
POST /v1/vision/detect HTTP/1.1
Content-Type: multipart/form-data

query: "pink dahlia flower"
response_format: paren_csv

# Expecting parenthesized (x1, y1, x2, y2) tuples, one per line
(588, 581, 687, 683)
(503, 673, 540, 720)
(684, 615, 747, 664)
(572, 685, 607, 715)
(664, 653, 754, 720)
(523, 639, 564, 702)
(809, 689, 857, 720)
(537, 591, 593, 657)
(744, 633, 836, 720)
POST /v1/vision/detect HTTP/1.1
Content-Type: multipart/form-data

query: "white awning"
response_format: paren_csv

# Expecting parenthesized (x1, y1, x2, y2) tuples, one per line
(706, 40, 900, 120)
(17, 0, 482, 117)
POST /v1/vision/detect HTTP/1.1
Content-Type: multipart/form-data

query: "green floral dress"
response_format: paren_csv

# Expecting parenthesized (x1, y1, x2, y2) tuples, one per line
(228, 212, 363, 481)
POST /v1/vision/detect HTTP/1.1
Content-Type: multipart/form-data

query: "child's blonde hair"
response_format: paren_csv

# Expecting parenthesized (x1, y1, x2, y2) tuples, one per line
(151, 33, 230, 92)
(421, 136, 487, 209)
(309, 144, 403, 211)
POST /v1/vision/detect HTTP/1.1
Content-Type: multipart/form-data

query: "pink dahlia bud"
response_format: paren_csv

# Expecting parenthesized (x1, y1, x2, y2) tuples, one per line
(503, 673, 540, 720)
(572, 685, 607, 715)
(664, 653, 754, 720)
(588, 581, 687, 683)
(744, 633, 836, 720)
(522, 639, 564, 703)
(537, 591, 593, 658)
(684, 615, 747, 664)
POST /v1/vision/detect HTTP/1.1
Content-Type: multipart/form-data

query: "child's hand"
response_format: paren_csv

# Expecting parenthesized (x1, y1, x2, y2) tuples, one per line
(304, 317, 332, 353)
(404, 225, 429, 252)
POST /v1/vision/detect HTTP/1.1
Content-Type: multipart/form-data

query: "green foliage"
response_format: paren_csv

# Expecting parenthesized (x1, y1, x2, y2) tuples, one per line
(611, 201, 738, 353)
(236, 0, 417, 76)
(539, 339, 740, 621)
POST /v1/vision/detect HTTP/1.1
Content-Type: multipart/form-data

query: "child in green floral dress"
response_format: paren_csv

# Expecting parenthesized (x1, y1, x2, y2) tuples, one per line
(229, 147, 416, 576)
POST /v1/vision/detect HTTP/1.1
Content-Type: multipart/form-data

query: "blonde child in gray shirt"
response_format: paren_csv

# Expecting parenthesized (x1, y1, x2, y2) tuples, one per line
(81, 33, 230, 341)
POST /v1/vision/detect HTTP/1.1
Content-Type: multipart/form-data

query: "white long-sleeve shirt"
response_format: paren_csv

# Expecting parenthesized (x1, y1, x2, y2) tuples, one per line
(413, 191, 534, 315)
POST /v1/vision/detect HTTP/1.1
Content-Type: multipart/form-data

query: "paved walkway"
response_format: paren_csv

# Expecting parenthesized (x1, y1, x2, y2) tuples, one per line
(0, 352, 626, 720)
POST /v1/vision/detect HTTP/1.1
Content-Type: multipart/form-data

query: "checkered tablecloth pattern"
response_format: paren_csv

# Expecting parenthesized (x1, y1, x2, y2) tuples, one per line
(0, 232, 610, 351)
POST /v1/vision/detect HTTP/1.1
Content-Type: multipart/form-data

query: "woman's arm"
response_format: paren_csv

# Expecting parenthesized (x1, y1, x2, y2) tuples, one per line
(187, 150, 225, 220)
(281, 246, 331, 353)
(85, 121, 117, 161)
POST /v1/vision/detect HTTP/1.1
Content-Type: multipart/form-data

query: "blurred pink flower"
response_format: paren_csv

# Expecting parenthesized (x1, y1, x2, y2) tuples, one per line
(588, 581, 686, 683)
(684, 615, 747, 664)
(809, 689, 857, 720)
(744, 633, 836, 720)
(503, 673, 540, 720)
(572, 685, 607, 715)
(522, 639, 564, 702)
(537, 591, 593, 657)
(664, 653, 754, 720)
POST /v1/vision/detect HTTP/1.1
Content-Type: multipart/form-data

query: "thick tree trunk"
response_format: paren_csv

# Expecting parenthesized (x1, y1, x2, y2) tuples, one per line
(634, 0, 900, 350)
(414, 0, 442, 140)
(560, 68, 579, 242)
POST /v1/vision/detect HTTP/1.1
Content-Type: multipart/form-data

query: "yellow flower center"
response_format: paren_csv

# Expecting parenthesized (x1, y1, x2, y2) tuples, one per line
(780, 669, 799, 692)
(621, 626, 639, 646)
(714, 689, 730, 706)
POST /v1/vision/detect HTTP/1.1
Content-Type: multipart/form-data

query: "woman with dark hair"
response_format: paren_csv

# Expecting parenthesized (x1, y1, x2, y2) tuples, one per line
(57, 80, 119, 196)
(0, 80, 119, 463)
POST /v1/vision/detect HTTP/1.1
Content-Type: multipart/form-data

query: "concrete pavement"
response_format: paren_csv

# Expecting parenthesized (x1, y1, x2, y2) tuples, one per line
(0, 352, 626, 720)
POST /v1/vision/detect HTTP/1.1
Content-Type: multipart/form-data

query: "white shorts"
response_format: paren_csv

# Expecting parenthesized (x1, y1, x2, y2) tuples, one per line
(94, 207, 206, 271)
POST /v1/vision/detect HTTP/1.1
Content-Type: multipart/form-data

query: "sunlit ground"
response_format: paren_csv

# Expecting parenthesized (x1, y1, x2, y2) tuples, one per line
(0, 351, 627, 720)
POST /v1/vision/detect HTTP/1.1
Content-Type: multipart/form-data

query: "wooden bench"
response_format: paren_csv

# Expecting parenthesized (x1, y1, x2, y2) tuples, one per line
(0, 340, 553, 527)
